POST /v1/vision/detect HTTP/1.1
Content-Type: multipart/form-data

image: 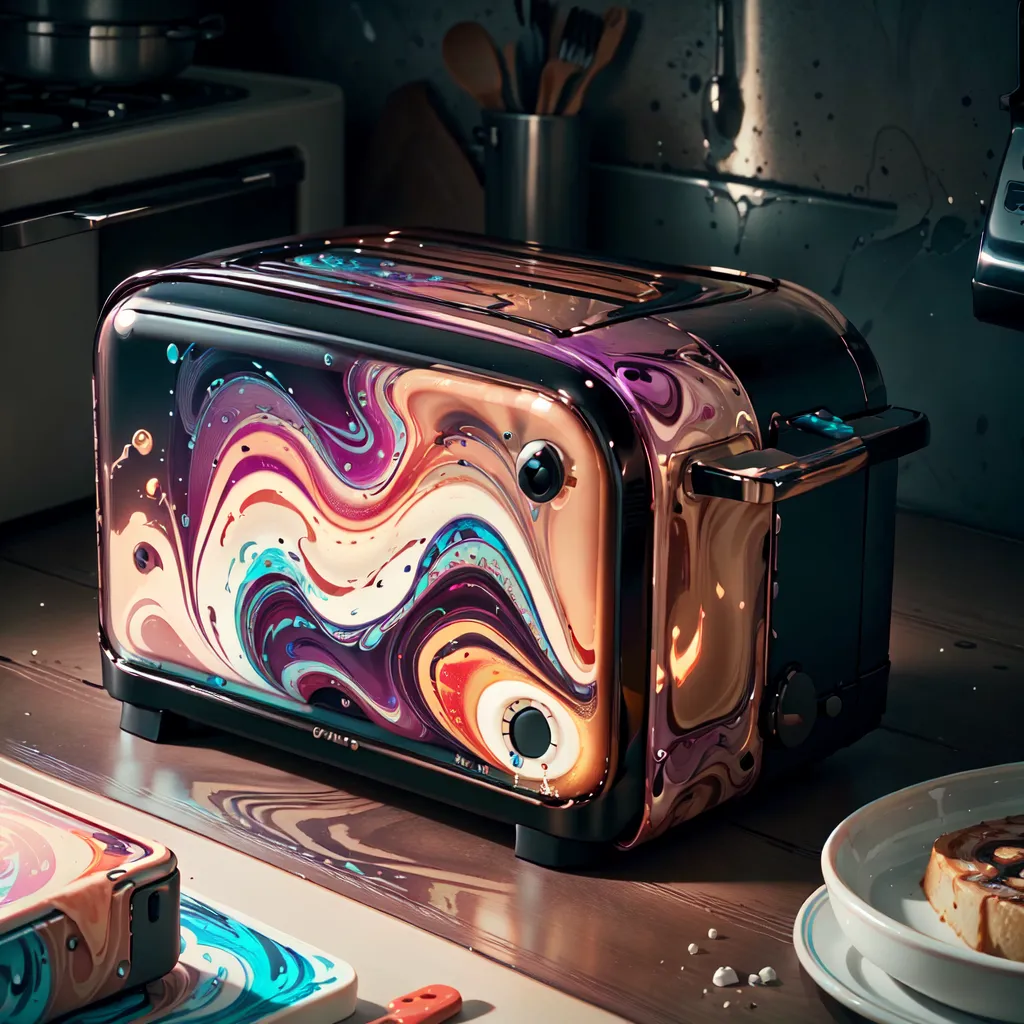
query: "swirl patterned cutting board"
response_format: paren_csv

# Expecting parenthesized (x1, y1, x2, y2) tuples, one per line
(62, 893, 357, 1024)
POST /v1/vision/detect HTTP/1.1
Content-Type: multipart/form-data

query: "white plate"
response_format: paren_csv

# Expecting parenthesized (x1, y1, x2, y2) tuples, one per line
(793, 886, 994, 1024)
(821, 762, 1024, 1022)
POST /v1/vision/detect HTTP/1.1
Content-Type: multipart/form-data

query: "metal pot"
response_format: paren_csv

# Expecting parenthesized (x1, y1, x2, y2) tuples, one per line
(0, 1, 202, 24)
(0, 12, 223, 84)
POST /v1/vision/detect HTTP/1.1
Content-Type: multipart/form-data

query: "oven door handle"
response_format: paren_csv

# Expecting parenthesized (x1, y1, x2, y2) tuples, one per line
(685, 406, 929, 504)
(1, 154, 304, 250)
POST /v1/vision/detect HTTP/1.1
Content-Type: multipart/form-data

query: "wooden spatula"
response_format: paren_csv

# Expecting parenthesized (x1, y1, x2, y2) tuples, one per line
(366, 984, 463, 1024)
(561, 6, 628, 115)
(536, 57, 580, 115)
(536, 5, 602, 114)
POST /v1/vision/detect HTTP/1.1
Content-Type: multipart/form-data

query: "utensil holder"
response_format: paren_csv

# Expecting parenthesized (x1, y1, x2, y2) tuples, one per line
(479, 111, 589, 250)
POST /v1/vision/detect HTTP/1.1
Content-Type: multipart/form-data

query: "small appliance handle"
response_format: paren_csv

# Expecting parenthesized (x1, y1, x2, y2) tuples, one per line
(685, 406, 929, 505)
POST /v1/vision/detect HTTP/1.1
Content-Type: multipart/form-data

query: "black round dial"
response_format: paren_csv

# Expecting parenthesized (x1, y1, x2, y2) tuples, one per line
(516, 441, 565, 503)
(508, 706, 552, 759)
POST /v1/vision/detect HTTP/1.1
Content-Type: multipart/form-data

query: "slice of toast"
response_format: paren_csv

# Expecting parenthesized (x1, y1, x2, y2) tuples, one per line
(922, 815, 1024, 962)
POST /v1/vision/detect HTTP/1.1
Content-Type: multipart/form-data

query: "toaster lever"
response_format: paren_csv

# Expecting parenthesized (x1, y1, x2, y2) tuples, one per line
(685, 406, 928, 504)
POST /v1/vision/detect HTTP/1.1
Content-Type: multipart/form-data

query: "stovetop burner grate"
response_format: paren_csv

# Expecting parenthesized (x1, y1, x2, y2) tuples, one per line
(0, 76, 247, 153)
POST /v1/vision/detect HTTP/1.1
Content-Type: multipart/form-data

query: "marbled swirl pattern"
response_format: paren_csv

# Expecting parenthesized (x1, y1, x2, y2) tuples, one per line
(578, 319, 768, 846)
(0, 920, 50, 1024)
(0, 787, 159, 1023)
(66, 894, 350, 1024)
(1, 786, 150, 910)
(102, 346, 613, 799)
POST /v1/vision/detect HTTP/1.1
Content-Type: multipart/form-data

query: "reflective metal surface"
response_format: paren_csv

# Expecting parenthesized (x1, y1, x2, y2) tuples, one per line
(0, 1, 202, 23)
(481, 110, 588, 249)
(685, 407, 929, 504)
(688, 437, 868, 504)
(251, 231, 753, 337)
(0, 13, 224, 86)
(638, 433, 770, 842)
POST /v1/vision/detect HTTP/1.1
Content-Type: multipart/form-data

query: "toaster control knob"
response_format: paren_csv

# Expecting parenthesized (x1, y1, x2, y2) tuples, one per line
(773, 668, 817, 749)
(516, 441, 565, 503)
(508, 706, 552, 759)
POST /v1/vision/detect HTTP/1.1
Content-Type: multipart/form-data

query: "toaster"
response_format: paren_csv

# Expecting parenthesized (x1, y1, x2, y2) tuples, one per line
(94, 229, 928, 867)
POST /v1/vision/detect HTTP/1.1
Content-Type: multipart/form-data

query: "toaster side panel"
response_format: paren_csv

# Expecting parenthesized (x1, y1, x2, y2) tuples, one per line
(590, 319, 769, 848)
(648, 437, 770, 837)
(96, 324, 616, 803)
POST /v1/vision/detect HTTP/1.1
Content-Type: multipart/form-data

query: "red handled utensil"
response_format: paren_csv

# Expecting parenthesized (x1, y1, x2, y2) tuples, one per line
(366, 985, 463, 1024)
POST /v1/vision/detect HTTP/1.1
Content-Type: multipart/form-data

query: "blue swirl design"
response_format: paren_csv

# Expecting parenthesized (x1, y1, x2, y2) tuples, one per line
(0, 922, 51, 1024)
(238, 516, 565, 678)
(291, 252, 444, 285)
(791, 409, 855, 440)
(67, 894, 342, 1024)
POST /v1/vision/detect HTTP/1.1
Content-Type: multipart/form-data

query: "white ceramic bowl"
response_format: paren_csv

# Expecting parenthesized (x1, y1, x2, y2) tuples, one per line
(821, 762, 1024, 1022)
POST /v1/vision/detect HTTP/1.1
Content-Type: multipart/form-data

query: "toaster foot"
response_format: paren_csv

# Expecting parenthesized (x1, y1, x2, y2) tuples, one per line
(514, 825, 607, 868)
(119, 701, 186, 743)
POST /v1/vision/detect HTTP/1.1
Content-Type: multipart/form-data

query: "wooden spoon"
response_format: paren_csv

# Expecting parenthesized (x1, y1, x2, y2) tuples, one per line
(561, 6, 628, 115)
(442, 21, 506, 111)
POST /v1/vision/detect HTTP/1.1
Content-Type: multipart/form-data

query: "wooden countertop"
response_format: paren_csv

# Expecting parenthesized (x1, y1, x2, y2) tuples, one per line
(1, 504, 1021, 1024)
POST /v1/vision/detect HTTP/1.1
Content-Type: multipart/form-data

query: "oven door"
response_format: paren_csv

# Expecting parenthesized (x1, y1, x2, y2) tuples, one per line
(0, 149, 303, 524)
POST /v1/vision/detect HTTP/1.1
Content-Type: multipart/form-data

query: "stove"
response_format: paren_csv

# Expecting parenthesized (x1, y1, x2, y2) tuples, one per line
(0, 75, 248, 153)
(0, 66, 345, 525)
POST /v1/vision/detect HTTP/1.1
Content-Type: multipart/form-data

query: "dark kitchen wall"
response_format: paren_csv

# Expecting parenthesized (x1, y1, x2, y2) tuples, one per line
(201, 0, 1024, 539)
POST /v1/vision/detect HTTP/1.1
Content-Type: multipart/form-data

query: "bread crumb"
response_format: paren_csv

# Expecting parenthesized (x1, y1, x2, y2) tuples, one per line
(713, 966, 739, 987)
